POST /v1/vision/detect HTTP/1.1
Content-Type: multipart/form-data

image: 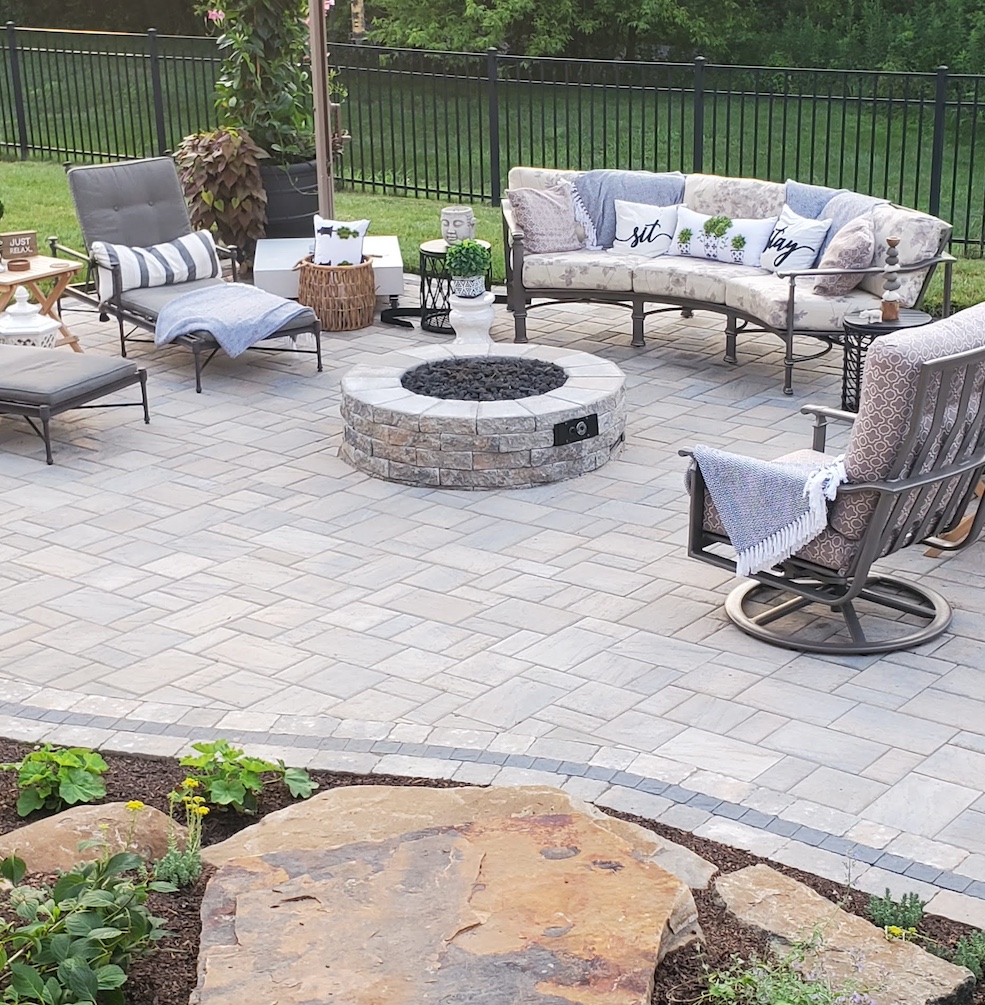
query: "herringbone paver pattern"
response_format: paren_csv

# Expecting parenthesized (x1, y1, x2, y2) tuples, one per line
(3, 283, 985, 923)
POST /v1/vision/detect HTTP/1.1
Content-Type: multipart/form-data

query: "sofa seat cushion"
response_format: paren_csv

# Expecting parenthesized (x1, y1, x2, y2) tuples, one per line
(633, 258, 768, 304)
(702, 448, 860, 574)
(684, 173, 786, 220)
(521, 250, 645, 291)
(725, 273, 881, 331)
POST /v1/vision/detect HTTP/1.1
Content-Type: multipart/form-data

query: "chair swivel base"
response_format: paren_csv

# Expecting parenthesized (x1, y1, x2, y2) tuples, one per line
(724, 574, 952, 655)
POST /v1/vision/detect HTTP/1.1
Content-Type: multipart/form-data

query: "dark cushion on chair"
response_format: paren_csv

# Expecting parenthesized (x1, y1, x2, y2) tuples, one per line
(120, 277, 226, 321)
(0, 347, 140, 407)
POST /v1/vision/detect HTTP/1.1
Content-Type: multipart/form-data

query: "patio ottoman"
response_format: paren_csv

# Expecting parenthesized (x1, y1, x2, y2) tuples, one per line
(0, 346, 149, 464)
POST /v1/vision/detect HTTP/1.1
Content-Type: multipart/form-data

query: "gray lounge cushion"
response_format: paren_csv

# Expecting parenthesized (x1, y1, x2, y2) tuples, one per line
(0, 347, 140, 407)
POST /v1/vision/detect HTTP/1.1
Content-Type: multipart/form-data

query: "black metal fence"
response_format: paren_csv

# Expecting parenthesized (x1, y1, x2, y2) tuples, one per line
(4, 25, 985, 251)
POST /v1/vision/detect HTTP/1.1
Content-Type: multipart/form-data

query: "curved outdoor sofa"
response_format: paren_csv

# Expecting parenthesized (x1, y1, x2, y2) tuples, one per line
(502, 168, 954, 394)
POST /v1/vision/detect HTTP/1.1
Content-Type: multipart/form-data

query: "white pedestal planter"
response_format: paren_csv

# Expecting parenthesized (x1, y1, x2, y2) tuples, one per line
(449, 291, 495, 346)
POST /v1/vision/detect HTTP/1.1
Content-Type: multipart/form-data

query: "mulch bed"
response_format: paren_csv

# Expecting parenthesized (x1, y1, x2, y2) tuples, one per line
(0, 737, 978, 1005)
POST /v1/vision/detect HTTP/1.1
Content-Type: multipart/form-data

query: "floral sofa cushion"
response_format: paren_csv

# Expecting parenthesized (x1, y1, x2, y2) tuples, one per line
(857, 203, 951, 307)
(683, 173, 786, 221)
(633, 257, 768, 305)
(725, 274, 881, 331)
(522, 250, 644, 291)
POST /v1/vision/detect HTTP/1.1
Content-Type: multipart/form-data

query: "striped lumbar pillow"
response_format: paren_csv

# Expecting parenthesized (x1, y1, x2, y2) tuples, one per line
(91, 230, 220, 302)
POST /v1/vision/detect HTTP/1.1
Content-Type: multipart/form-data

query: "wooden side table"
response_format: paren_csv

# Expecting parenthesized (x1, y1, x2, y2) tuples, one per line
(841, 308, 932, 411)
(0, 257, 84, 352)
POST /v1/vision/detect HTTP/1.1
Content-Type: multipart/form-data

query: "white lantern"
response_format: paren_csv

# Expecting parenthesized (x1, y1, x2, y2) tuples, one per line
(0, 287, 61, 348)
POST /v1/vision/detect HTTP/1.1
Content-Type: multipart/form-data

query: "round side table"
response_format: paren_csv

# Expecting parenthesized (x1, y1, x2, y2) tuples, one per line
(419, 239, 492, 335)
(841, 309, 933, 411)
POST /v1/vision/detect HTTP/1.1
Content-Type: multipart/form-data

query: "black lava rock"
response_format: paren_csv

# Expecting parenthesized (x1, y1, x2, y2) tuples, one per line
(401, 357, 568, 401)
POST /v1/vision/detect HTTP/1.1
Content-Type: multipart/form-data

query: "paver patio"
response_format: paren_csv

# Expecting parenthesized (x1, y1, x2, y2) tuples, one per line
(2, 281, 985, 925)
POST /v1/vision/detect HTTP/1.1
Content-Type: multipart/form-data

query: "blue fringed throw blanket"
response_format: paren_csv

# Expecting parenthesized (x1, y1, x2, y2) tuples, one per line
(572, 170, 686, 249)
(155, 283, 310, 358)
(688, 445, 848, 577)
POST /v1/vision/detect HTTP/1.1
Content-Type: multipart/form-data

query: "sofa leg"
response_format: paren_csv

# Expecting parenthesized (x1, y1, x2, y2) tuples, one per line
(783, 334, 795, 395)
(681, 308, 694, 319)
(631, 302, 645, 348)
(724, 315, 738, 364)
(513, 308, 528, 343)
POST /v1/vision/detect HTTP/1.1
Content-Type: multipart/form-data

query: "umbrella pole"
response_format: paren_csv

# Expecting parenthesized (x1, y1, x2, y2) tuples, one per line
(309, 0, 335, 219)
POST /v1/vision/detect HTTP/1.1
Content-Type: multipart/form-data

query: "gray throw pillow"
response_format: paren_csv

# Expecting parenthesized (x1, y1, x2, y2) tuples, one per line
(506, 183, 582, 254)
(812, 214, 876, 296)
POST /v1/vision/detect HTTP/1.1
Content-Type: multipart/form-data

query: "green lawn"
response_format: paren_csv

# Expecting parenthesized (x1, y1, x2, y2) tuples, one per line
(0, 157, 978, 309)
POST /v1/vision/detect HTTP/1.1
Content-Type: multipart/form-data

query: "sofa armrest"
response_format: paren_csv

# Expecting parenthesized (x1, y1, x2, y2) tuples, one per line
(776, 255, 949, 280)
(801, 404, 857, 451)
(502, 199, 524, 244)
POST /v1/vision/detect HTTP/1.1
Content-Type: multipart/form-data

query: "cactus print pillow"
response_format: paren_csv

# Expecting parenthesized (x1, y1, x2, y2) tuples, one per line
(668, 205, 776, 267)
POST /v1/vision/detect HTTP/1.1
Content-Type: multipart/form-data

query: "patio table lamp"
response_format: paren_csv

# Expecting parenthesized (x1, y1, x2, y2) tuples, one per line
(0, 286, 62, 348)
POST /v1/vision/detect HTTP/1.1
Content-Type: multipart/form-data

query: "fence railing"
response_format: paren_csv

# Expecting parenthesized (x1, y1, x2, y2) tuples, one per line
(4, 25, 985, 252)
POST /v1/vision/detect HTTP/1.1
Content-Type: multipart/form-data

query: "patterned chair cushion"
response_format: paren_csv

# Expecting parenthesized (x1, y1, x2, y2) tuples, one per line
(507, 167, 580, 191)
(633, 257, 769, 304)
(725, 273, 881, 331)
(702, 448, 860, 574)
(857, 204, 950, 307)
(684, 174, 786, 220)
(506, 184, 583, 254)
(817, 191, 888, 257)
(812, 214, 876, 296)
(521, 250, 644, 291)
(832, 304, 985, 539)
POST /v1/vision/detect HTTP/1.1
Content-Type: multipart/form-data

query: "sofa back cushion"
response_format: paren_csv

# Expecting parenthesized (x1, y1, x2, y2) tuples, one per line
(669, 206, 776, 266)
(684, 174, 786, 221)
(785, 179, 847, 220)
(858, 204, 951, 307)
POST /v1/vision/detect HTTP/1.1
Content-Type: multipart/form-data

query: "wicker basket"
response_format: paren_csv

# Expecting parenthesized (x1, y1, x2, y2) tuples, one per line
(296, 255, 376, 332)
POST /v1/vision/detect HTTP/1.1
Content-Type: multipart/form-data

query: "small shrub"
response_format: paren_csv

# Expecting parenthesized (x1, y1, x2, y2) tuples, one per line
(867, 889, 926, 930)
(952, 930, 985, 979)
(444, 238, 492, 278)
(1, 744, 108, 817)
(154, 780, 208, 888)
(0, 850, 173, 1005)
(178, 738, 317, 814)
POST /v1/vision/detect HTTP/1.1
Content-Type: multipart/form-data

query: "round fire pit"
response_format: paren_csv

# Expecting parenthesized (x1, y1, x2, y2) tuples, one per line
(340, 345, 626, 489)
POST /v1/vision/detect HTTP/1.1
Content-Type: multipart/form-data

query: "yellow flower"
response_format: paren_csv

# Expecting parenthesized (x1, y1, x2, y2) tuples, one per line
(125, 800, 145, 812)
(182, 778, 200, 789)
(192, 796, 206, 804)
(196, 806, 210, 816)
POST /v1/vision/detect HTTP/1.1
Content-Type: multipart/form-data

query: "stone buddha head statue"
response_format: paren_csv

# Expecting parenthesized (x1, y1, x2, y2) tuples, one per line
(441, 206, 476, 245)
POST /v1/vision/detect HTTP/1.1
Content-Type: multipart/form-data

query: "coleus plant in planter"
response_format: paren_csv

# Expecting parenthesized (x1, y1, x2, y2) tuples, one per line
(444, 239, 491, 298)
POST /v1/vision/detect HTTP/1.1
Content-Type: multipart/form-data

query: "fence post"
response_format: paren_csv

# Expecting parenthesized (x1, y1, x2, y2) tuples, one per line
(929, 65, 948, 218)
(5, 23, 30, 159)
(692, 56, 706, 173)
(487, 47, 501, 206)
(147, 28, 168, 157)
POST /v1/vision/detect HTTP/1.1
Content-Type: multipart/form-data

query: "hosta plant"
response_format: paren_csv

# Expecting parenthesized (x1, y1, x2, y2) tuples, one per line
(1, 745, 108, 818)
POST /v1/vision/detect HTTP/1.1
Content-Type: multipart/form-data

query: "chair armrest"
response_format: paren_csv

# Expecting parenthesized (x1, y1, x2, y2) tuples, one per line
(215, 243, 240, 282)
(776, 255, 948, 280)
(801, 404, 857, 452)
(47, 239, 92, 266)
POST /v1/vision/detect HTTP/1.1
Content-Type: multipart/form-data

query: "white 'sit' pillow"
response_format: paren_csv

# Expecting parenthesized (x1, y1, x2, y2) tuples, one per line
(313, 215, 370, 266)
(611, 200, 679, 258)
(760, 204, 832, 273)
(669, 205, 776, 267)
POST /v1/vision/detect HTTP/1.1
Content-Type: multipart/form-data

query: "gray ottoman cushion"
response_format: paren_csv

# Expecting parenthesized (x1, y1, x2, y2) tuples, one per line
(0, 347, 140, 407)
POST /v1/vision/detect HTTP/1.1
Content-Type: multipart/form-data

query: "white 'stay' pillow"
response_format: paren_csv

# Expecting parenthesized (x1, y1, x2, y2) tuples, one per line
(760, 204, 832, 273)
(669, 205, 776, 267)
(611, 200, 679, 258)
(314, 216, 370, 266)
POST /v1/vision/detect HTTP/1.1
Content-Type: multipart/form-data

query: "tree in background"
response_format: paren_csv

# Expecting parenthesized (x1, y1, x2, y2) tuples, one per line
(0, 0, 202, 32)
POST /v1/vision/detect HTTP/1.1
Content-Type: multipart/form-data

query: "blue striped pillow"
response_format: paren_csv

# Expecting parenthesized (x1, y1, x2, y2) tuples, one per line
(91, 230, 220, 302)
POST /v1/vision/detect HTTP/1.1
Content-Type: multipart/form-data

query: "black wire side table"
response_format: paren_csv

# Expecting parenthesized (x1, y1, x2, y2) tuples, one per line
(841, 308, 933, 411)
(419, 238, 492, 335)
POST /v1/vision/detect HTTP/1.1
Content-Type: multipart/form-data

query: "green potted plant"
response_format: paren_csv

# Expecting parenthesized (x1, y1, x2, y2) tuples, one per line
(190, 0, 346, 238)
(444, 239, 491, 298)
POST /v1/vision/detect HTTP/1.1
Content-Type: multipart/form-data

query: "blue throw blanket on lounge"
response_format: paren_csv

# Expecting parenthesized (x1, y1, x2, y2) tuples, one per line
(688, 445, 847, 577)
(572, 169, 686, 249)
(155, 282, 310, 358)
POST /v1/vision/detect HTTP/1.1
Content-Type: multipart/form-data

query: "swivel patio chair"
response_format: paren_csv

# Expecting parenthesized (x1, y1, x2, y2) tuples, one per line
(682, 303, 985, 655)
(52, 157, 321, 392)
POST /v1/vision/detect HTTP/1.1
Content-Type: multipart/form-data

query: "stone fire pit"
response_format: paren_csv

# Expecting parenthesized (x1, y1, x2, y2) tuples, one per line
(340, 344, 626, 488)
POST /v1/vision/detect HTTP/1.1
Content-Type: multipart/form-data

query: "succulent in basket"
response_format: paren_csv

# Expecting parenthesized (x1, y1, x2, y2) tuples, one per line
(445, 239, 491, 298)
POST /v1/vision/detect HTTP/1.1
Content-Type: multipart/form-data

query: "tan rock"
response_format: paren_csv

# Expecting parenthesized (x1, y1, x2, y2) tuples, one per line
(716, 865, 974, 1005)
(0, 802, 183, 873)
(192, 812, 699, 1005)
(203, 783, 717, 888)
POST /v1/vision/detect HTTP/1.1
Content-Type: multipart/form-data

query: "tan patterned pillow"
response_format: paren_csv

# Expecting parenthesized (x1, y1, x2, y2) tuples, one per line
(812, 214, 875, 296)
(506, 183, 582, 254)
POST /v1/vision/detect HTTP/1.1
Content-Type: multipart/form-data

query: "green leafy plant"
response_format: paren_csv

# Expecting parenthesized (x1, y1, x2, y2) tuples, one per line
(677, 227, 693, 249)
(867, 889, 926, 930)
(174, 127, 268, 260)
(178, 739, 318, 814)
(444, 238, 492, 278)
(951, 930, 985, 979)
(153, 780, 208, 889)
(0, 850, 173, 1004)
(1, 746, 108, 818)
